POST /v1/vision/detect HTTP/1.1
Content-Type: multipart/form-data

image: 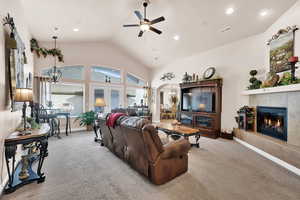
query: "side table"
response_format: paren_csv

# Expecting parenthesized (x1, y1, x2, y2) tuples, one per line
(4, 124, 50, 194)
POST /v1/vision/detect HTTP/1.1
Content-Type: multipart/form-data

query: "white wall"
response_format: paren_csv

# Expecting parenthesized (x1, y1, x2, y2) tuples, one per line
(151, 1, 300, 130)
(0, 0, 33, 190)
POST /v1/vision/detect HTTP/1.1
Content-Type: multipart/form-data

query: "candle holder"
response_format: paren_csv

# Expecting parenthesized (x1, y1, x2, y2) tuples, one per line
(288, 56, 299, 82)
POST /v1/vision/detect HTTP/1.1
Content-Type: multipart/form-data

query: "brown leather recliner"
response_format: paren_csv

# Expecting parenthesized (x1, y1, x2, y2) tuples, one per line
(100, 116, 191, 185)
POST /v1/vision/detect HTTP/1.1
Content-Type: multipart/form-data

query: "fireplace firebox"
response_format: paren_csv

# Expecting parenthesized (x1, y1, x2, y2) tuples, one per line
(257, 106, 287, 141)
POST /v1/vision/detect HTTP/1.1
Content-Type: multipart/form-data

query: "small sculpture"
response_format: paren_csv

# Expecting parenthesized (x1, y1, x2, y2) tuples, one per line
(182, 72, 192, 83)
(160, 72, 175, 81)
(262, 71, 279, 88)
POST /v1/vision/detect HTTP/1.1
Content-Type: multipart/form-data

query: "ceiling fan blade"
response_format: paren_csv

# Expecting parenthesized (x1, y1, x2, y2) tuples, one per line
(149, 26, 162, 34)
(138, 31, 144, 37)
(150, 16, 165, 25)
(123, 24, 139, 27)
(134, 10, 143, 20)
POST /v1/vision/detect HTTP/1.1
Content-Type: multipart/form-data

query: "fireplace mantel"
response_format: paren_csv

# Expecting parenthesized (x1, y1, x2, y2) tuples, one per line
(242, 83, 300, 96)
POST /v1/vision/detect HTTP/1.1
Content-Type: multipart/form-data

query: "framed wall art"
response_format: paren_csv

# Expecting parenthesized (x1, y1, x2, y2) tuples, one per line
(268, 25, 298, 73)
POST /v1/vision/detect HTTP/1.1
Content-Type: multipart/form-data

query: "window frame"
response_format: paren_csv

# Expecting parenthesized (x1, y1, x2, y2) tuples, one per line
(50, 82, 86, 117)
(89, 83, 124, 113)
(41, 65, 85, 81)
(125, 86, 147, 107)
(90, 65, 123, 84)
(39, 65, 148, 114)
(126, 72, 146, 87)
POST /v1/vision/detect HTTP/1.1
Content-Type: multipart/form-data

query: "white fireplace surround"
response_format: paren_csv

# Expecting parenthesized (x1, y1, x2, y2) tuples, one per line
(242, 83, 300, 96)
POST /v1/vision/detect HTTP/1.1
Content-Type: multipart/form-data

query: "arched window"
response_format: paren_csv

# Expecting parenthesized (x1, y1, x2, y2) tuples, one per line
(91, 66, 121, 83)
(42, 65, 84, 80)
(126, 73, 145, 86)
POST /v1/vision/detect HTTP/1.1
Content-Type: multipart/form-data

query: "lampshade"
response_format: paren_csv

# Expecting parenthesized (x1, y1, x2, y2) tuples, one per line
(15, 88, 33, 102)
(199, 104, 206, 110)
(95, 98, 106, 107)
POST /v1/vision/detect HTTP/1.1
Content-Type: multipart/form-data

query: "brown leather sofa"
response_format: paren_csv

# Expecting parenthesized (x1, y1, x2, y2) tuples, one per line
(99, 115, 191, 185)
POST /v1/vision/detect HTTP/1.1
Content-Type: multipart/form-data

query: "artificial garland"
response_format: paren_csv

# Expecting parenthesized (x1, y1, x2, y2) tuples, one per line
(30, 38, 64, 62)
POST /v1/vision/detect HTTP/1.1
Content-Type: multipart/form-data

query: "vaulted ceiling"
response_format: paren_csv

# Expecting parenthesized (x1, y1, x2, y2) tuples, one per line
(21, 0, 298, 68)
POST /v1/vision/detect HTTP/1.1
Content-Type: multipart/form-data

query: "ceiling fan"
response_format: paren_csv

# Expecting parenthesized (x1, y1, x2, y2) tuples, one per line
(123, 1, 165, 37)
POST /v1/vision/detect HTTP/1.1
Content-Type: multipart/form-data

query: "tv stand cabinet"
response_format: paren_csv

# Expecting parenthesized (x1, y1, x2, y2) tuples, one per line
(179, 79, 222, 139)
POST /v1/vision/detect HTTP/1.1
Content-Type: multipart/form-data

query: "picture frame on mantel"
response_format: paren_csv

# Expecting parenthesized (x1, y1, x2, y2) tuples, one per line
(268, 25, 298, 73)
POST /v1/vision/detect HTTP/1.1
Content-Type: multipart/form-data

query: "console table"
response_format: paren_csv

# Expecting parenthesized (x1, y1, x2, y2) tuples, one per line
(4, 124, 50, 194)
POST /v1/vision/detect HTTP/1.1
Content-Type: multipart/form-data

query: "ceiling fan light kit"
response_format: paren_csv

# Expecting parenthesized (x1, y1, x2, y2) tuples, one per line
(123, 1, 165, 37)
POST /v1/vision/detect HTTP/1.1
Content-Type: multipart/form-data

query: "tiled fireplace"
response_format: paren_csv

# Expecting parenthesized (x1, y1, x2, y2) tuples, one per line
(249, 91, 300, 147)
(257, 106, 287, 141)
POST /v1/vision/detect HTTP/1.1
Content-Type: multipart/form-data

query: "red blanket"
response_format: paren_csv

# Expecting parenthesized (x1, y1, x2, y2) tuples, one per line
(106, 113, 127, 128)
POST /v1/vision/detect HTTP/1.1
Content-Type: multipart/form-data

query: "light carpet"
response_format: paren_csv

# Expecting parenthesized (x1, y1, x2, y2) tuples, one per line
(2, 131, 300, 200)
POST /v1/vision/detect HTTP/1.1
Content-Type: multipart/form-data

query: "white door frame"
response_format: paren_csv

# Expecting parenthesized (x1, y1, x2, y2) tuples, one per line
(89, 83, 124, 112)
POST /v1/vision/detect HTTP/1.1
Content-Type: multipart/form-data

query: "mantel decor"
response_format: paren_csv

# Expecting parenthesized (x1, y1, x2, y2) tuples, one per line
(268, 25, 298, 73)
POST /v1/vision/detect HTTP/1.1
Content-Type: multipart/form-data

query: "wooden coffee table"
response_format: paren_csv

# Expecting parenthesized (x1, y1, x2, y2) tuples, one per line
(155, 122, 201, 148)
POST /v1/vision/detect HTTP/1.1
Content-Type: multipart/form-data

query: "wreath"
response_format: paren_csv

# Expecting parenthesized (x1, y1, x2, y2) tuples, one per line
(30, 38, 64, 62)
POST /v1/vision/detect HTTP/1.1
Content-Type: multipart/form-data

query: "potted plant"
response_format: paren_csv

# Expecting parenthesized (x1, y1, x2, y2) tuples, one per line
(75, 111, 96, 131)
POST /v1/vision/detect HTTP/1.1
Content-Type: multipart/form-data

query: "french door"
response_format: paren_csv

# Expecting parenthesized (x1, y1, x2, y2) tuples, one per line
(90, 84, 124, 113)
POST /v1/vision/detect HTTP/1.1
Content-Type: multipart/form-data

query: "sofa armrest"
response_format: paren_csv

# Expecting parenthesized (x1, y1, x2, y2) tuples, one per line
(161, 139, 191, 159)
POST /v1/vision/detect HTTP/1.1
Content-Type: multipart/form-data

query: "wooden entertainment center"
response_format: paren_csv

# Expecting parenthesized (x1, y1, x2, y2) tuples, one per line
(179, 79, 222, 139)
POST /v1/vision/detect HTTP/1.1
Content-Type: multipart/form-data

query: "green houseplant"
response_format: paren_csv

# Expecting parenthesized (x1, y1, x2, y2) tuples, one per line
(75, 111, 96, 131)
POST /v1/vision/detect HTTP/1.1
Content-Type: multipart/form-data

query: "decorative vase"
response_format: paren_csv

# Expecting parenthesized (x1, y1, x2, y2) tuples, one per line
(19, 155, 30, 180)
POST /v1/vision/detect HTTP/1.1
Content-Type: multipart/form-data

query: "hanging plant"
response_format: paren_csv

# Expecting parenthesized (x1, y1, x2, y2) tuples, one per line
(30, 38, 64, 62)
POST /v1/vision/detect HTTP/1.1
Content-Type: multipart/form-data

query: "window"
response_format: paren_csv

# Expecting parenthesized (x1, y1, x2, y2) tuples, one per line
(42, 66, 84, 80)
(91, 86, 123, 113)
(93, 88, 105, 113)
(51, 84, 84, 117)
(126, 88, 146, 107)
(91, 66, 121, 83)
(111, 89, 121, 110)
(126, 73, 145, 86)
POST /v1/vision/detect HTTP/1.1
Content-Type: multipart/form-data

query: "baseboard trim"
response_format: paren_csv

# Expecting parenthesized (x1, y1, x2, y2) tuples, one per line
(234, 137, 300, 176)
(71, 128, 86, 132)
(152, 120, 160, 123)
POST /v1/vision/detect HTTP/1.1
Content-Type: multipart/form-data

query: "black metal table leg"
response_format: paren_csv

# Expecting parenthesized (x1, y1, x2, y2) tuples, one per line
(93, 122, 104, 146)
(4, 137, 49, 194)
(65, 115, 69, 136)
(190, 135, 200, 148)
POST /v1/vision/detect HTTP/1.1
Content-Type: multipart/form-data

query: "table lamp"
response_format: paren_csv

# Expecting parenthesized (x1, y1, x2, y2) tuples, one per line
(15, 88, 33, 134)
(95, 98, 106, 114)
(199, 103, 206, 111)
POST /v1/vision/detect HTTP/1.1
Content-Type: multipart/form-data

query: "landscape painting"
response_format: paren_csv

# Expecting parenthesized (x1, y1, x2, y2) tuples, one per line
(270, 31, 294, 73)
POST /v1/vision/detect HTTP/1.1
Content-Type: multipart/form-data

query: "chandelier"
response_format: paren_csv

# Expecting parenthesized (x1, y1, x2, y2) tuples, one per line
(47, 36, 62, 83)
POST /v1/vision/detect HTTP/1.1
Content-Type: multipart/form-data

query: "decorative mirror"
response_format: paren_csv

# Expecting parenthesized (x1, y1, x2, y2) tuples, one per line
(3, 14, 28, 111)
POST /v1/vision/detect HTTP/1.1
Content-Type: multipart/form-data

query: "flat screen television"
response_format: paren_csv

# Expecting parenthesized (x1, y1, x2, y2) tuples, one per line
(182, 89, 215, 113)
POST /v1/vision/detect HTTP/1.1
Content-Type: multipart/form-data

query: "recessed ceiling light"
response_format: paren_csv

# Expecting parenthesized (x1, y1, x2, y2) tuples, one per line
(226, 7, 235, 15)
(173, 35, 180, 41)
(260, 10, 269, 17)
(73, 28, 79, 32)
